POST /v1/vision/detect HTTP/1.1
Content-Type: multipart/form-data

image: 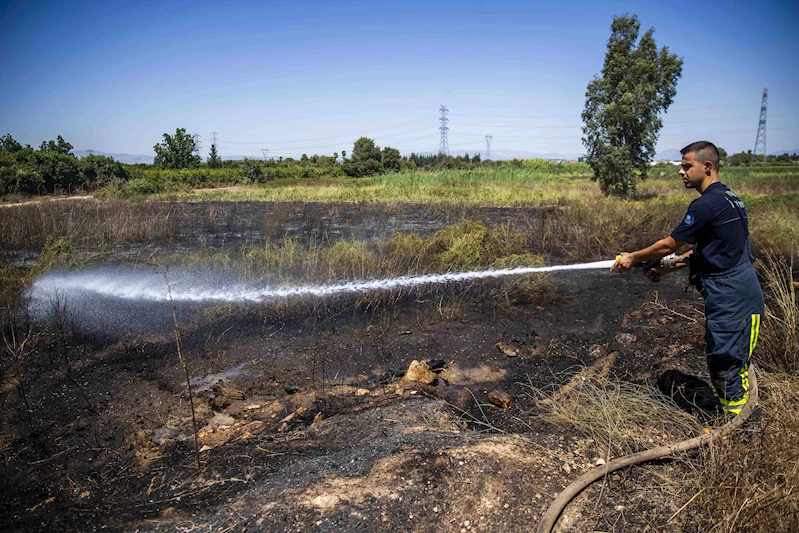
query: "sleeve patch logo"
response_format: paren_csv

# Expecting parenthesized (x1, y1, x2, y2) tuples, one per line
(683, 213, 694, 225)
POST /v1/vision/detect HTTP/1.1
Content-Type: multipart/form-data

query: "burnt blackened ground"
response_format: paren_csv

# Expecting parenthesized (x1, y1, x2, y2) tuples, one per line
(0, 266, 715, 532)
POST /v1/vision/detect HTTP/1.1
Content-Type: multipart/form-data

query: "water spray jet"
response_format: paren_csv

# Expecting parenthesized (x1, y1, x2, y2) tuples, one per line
(29, 259, 617, 306)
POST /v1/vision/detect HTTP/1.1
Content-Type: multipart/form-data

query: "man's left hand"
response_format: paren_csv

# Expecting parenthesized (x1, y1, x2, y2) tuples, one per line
(611, 253, 635, 272)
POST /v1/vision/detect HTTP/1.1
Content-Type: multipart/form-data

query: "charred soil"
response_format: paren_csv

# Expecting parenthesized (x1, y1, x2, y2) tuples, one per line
(0, 267, 718, 532)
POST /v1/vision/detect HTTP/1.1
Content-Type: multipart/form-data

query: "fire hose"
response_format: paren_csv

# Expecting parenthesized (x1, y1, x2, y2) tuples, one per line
(536, 364, 759, 533)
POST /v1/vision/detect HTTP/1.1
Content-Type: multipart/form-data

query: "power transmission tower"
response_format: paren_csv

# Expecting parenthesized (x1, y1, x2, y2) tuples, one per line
(192, 133, 202, 156)
(485, 135, 493, 160)
(211, 132, 218, 147)
(261, 149, 269, 161)
(751, 87, 767, 165)
(438, 105, 449, 156)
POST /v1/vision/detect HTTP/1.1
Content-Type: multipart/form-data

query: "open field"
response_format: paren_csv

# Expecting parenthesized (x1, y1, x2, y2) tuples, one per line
(1, 164, 798, 532)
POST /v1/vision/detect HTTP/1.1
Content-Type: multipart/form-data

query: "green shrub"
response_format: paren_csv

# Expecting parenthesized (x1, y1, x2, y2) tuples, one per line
(123, 176, 165, 196)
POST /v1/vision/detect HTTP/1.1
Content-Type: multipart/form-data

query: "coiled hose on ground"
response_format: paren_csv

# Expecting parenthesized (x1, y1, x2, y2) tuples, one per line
(537, 365, 759, 533)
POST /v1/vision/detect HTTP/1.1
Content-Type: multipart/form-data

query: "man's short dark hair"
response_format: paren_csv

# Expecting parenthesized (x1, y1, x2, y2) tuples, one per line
(681, 141, 720, 170)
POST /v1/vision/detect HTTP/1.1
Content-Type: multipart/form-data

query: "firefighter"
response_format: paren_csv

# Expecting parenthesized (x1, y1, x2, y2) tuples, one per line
(611, 141, 764, 416)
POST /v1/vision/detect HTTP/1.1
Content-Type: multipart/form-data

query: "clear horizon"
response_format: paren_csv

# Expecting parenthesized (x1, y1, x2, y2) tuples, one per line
(2, 0, 797, 160)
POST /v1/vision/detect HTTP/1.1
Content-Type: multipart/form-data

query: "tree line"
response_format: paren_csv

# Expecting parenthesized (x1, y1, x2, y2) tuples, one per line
(0, 134, 131, 196)
(0, 129, 503, 197)
(154, 128, 489, 176)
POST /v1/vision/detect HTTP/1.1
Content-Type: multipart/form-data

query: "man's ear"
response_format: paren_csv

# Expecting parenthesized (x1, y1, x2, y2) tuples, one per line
(704, 161, 712, 175)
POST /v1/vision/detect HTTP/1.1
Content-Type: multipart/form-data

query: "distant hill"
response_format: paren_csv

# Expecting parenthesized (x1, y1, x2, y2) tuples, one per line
(771, 149, 799, 156)
(654, 149, 682, 161)
(73, 150, 153, 165)
(403, 149, 582, 161)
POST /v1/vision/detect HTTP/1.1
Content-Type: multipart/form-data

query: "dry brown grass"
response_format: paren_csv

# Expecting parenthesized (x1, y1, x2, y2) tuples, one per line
(757, 250, 799, 374)
(685, 371, 799, 532)
(525, 363, 703, 459)
(0, 200, 179, 248)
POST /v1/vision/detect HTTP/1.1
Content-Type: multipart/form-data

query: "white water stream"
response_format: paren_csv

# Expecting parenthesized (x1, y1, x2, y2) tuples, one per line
(29, 260, 616, 305)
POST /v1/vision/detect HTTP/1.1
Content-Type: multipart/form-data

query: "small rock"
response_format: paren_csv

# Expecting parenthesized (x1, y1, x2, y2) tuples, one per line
(595, 458, 606, 466)
(209, 395, 231, 411)
(279, 406, 308, 423)
(426, 359, 447, 371)
(488, 390, 514, 409)
(213, 382, 245, 400)
(438, 388, 475, 412)
(355, 388, 370, 396)
(615, 333, 637, 346)
(401, 360, 436, 385)
(496, 342, 520, 357)
(380, 368, 404, 384)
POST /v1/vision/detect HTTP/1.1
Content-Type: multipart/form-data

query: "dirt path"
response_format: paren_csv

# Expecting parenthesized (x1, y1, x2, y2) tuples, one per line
(0, 195, 93, 208)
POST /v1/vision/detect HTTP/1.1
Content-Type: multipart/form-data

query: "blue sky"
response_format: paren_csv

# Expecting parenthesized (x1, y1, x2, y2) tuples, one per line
(1, 0, 797, 159)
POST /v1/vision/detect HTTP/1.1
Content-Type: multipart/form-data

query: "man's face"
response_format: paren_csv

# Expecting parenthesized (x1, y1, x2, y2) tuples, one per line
(679, 152, 706, 189)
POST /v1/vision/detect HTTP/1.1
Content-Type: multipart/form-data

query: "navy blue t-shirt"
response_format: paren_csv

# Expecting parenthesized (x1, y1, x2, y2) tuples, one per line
(670, 182, 749, 273)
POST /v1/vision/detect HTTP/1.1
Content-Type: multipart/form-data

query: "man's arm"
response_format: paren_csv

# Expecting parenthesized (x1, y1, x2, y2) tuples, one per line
(611, 236, 686, 272)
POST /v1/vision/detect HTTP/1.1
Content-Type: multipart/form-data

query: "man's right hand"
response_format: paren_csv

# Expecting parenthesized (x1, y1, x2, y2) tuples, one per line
(644, 267, 667, 282)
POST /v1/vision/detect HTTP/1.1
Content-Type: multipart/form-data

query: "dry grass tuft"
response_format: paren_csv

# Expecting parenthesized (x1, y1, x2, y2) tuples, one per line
(757, 249, 799, 374)
(526, 364, 703, 459)
(686, 371, 799, 532)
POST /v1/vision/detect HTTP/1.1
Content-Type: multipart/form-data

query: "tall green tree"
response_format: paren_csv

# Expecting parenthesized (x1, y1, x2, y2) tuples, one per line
(153, 128, 201, 169)
(717, 146, 728, 167)
(207, 143, 221, 168)
(582, 15, 683, 196)
(1, 134, 23, 153)
(351, 137, 381, 163)
(381, 146, 402, 172)
(39, 135, 73, 155)
(344, 137, 384, 177)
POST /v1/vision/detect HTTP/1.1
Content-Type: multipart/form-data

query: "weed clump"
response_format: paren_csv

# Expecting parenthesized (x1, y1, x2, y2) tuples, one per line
(492, 253, 554, 304)
(426, 220, 526, 270)
(526, 366, 702, 458)
(30, 236, 108, 277)
(757, 250, 799, 374)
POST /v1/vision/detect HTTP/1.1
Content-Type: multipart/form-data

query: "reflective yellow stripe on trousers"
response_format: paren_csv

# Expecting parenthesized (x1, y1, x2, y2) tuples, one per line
(723, 314, 761, 414)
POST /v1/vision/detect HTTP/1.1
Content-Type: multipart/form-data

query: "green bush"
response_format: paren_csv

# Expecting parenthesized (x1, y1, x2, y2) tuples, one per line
(80, 154, 131, 189)
(123, 176, 165, 196)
